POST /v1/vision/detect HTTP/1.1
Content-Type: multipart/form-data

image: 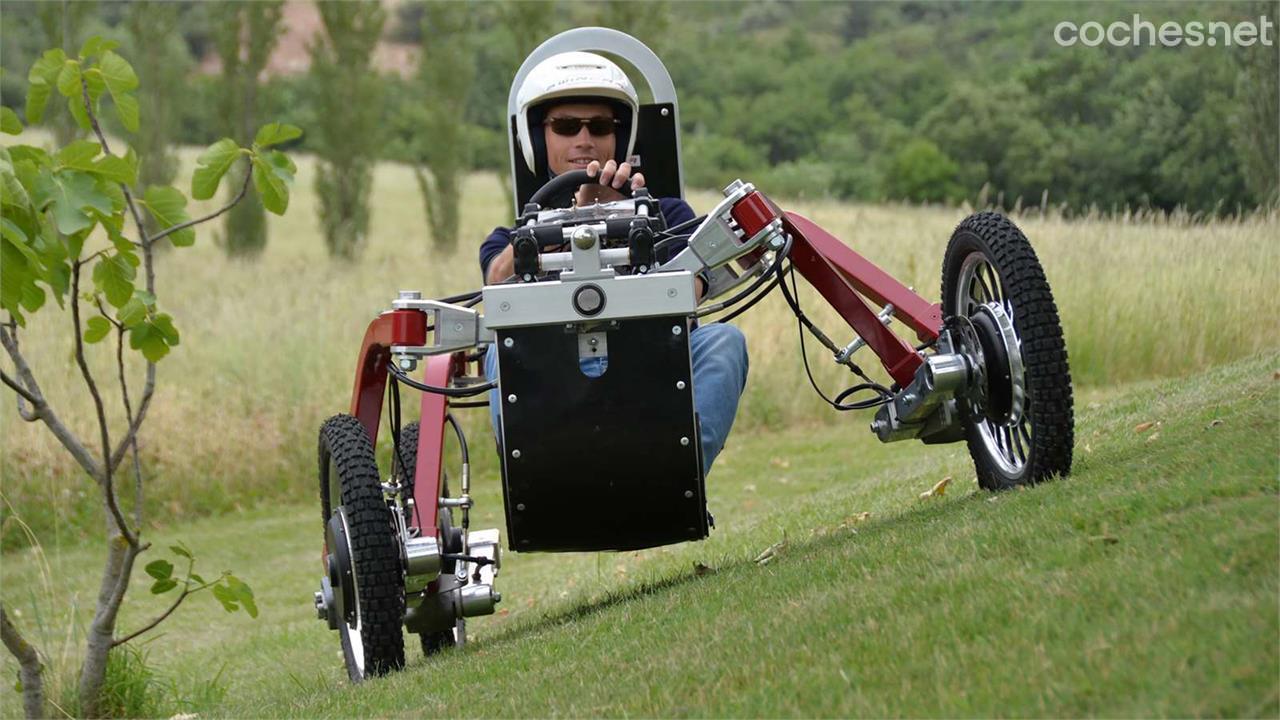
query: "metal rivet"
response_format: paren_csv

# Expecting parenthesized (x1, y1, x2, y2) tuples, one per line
(680, 436, 690, 446)
(667, 288, 677, 297)
(503, 337, 514, 348)
(684, 490, 693, 498)
(676, 380, 686, 390)
(500, 301, 510, 311)
(511, 449, 521, 458)
(672, 325, 682, 335)
(454, 323, 463, 332)
(661, 107, 670, 117)
(507, 394, 517, 403)
(516, 503, 525, 511)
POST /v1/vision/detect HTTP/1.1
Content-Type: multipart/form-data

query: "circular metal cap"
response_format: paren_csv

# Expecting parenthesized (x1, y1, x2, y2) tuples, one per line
(572, 284, 606, 316)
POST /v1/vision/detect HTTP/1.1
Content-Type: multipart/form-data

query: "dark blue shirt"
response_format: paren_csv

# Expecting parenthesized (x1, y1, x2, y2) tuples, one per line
(479, 197, 696, 282)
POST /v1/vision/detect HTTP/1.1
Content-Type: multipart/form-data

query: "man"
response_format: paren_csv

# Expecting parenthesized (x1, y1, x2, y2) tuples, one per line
(479, 51, 748, 476)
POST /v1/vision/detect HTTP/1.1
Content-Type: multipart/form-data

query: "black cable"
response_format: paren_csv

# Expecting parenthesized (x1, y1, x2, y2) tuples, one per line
(657, 213, 706, 239)
(695, 232, 794, 319)
(781, 262, 894, 411)
(441, 553, 495, 567)
(445, 413, 469, 467)
(387, 361, 496, 397)
(387, 373, 402, 473)
(713, 271, 784, 324)
(448, 399, 490, 409)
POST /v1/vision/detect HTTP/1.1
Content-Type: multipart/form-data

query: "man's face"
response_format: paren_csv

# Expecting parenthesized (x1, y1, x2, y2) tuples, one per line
(542, 102, 616, 175)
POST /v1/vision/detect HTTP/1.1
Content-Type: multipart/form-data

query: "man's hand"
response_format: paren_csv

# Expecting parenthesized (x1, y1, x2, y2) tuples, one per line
(576, 159, 645, 205)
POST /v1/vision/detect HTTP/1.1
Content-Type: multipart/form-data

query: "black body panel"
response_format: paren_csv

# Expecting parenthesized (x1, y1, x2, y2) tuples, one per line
(496, 316, 707, 552)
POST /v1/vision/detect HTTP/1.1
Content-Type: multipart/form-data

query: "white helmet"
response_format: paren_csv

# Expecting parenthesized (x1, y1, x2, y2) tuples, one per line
(515, 51, 640, 175)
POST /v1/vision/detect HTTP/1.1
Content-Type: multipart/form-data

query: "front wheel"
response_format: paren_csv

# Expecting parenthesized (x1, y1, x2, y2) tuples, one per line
(940, 212, 1074, 490)
(319, 414, 405, 681)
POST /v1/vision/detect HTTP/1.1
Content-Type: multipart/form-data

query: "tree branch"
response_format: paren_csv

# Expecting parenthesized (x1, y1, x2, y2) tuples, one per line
(112, 567, 215, 648)
(1, 369, 41, 408)
(1, 603, 45, 719)
(0, 323, 101, 477)
(148, 163, 253, 245)
(3, 318, 39, 421)
(71, 262, 137, 548)
(110, 314, 145, 530)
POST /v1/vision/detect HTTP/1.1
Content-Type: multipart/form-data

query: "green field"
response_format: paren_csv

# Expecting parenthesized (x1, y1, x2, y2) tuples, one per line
(2, 353, 1275, 717)
(1, 151, 1278, 717)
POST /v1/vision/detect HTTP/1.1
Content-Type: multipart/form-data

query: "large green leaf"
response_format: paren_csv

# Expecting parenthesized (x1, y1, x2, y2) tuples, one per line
(25, 49, 66, 124)
(212, 583, 239, 613)
(253, 123, 302, 148)
(116, 295, 147, 327)
(79, 36, 120, 60)
(112, 91, 139, 133)
(145, 558, 174, 580)
(0, 107, 21, 135)
(149, 578, 178, 595)
(226, 575, 258, 618)
(44, 171, 113, 236)
(98, 51, 138, 95)
(252, 155, 288, 215)
(57, 140, 101, 171)
(55, 61, 81, 98)
(191, 139, 240, 200)
(152, 312, 179, 346)
(84, 316, 112, 343)
(92, 252, 135, 308)
(25, 83, 51, 126)
(129, 321, 170, 362)
(66, 92, 92, 130)
(95, 176, 126, 212)
(92, 155, 136, 186)
(142, 185, 195, 246)
(0, 158, 31, 210)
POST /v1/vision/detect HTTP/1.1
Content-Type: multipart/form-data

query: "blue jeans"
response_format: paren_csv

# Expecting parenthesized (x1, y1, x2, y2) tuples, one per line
(485, 323, 749, 476)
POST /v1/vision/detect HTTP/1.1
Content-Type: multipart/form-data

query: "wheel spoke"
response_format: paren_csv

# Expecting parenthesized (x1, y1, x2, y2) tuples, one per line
(1011, 423, 1026, 461)
(974, 268, 995, 303)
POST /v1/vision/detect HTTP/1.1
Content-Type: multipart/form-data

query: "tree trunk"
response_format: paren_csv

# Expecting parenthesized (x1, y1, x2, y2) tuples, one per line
(77, 530, 139, 718)
(1, 605, 45, 719)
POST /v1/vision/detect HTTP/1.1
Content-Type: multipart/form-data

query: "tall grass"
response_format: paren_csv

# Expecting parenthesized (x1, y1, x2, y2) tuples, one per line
(2, 149, 1276, 548)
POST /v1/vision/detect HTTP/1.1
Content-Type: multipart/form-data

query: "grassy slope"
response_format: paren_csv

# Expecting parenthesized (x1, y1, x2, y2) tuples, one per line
(3, 353, 1275, 717)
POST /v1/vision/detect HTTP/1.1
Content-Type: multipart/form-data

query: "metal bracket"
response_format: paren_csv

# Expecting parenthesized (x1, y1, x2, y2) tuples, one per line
(835, 304, 895, 367)
(389, 293, 493, 359)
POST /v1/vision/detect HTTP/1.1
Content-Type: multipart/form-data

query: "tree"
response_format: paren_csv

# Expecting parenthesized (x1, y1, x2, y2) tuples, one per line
(210, 1, 284, 257)
(413, 1, 476, 251)
(1231, 0, 1280, 207)
(884, 137, 962, 203)
(1, 40, 296, 717)
(309, 1, 386, 259)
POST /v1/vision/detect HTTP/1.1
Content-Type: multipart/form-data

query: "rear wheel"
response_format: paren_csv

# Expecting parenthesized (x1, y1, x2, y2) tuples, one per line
(940, 212, 1073, 490)
(396, 421, 466, 656)
(319, 414, 405, 681)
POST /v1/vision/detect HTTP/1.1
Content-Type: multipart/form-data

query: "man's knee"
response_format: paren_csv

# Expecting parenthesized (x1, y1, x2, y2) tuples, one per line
(693, 323, 749, 386)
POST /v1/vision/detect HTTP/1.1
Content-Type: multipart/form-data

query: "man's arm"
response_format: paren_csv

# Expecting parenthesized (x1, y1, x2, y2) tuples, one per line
(485, 243, 515, 284)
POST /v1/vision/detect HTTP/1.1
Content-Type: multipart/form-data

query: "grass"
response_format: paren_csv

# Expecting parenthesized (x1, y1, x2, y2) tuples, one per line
(1, 146, 1277, 548)
(2, 352, 1276, 717)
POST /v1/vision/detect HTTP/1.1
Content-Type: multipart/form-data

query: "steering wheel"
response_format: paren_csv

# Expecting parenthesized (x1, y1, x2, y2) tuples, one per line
(527, 169, 634, 208)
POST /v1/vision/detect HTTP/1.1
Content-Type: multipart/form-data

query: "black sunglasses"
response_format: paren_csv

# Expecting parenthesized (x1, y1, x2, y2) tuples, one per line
(544, 116, 620, 137)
